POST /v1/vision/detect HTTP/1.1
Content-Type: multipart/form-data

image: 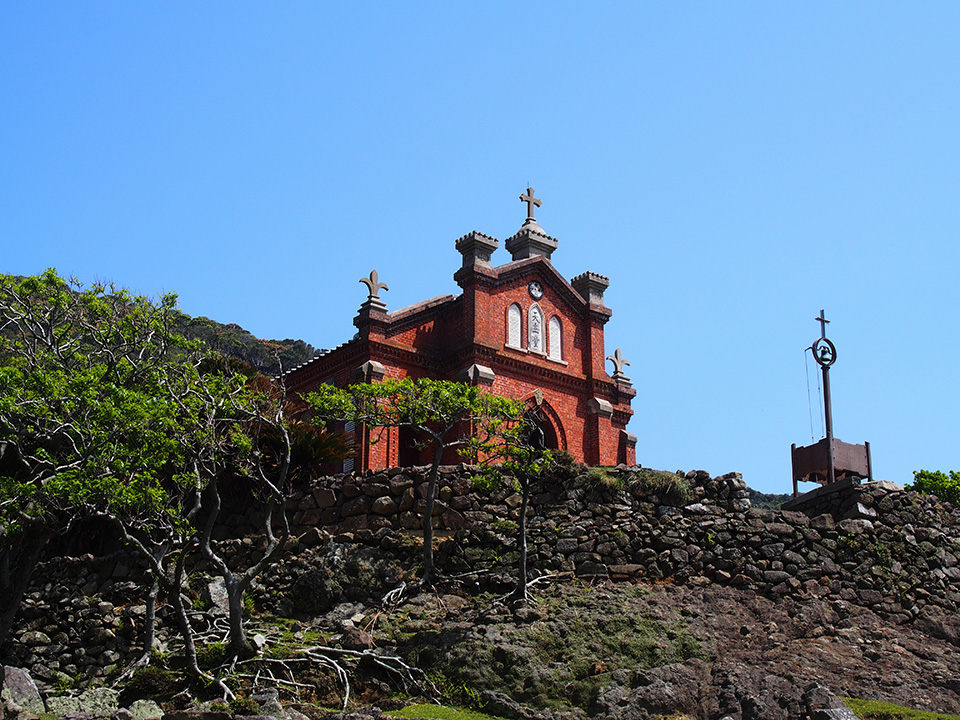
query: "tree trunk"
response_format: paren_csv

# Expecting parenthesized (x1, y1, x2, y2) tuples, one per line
(224, 573, 253, 660)
(512, 482, 530, 602)
(421, 446, 444, 586)
(141, 574, 159, 656)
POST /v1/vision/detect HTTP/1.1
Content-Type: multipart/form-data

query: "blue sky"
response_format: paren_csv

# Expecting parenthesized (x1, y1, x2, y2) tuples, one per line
(2, 3, 958, 493)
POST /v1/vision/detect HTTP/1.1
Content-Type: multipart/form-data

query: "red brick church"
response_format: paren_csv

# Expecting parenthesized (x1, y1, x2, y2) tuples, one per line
(285, 189, 636, 471)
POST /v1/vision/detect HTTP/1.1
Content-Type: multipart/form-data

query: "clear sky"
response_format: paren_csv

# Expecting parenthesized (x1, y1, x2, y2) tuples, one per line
(2, 3, 958, 493)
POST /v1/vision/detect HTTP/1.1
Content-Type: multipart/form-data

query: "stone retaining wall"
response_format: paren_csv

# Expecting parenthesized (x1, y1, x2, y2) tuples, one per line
(5, 465, 960, 696)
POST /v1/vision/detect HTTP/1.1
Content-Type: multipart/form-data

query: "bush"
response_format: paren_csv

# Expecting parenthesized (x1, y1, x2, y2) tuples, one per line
(579, 467, 625, 493)
(629, 470, 691, 506)
(196, 642, 228, 669)
(908, 469, 960, 505)
(229, 697, 261, 716)
(118, 666, 181, 705)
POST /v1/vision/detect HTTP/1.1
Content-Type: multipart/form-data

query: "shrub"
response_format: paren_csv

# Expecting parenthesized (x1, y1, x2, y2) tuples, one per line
(629, 469, 691, 506)
(196, 642, 228, 669)
(229, 697, 261, 716)
(908, 469, 960, 505)
(118, 666, 181, 705)
(579, 467, 624, 493)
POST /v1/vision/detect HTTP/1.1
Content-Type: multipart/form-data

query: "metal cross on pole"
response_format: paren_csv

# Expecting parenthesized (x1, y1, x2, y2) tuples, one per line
(812, 309, 837, 484)
(520, 187, 541, 222)
(816, 309, 830, 338)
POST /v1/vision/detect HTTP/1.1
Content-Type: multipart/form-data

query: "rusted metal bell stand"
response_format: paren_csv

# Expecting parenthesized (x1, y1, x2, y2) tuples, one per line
(791, 310, 872, 498)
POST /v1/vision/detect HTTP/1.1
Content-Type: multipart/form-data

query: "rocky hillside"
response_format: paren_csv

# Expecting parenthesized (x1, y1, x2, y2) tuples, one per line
(176, 313, 318, 376)
(4, 466, 960, 720)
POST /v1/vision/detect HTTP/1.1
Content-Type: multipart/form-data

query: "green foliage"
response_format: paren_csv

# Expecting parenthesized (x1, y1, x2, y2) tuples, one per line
(907, 469, 960, 505)
(843, 697, 960, 719)
(426, 675, 483, 711)
(308, 378, 525, 451)
(490, 519, 518, 535)
(408, 583, 707, 715)
(308, 378, 526, 582)
(177, 314, 318, 376)
(746, 488, 792, 510)
(242, 594, 255, 619)
(196, 642, 228, 669)
(228, 696, 261, 716)
(579, 466, 624, 493)
(120, 666, 181, 702)
(0, 270, 201, 536)
(628, 469, 692, 506)
(388, 703, 509, 720)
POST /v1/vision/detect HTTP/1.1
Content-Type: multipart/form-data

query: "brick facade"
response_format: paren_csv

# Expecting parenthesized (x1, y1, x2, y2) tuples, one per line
(285, 207, 636, 470)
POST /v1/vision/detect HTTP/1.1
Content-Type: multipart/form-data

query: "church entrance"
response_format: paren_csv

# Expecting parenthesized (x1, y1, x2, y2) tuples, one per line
(524, 405, 559, 452)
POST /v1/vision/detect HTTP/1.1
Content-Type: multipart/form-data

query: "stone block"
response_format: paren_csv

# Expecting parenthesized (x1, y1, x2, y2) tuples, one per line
(389, 474, 414, 493)
(129, 700, 164, 719)
(556, 538, 579, 553)
(79, 686, 119, 717)
(2, 665, 45, 716)
(46, 696, 83, 717)
(837, 518, 873, 534)
(341, 496, 370, 517)
(441, 508, 468, 531)
(766, 523, 795, 537)
(450, 496, 472, 511)
(371, 496, 398, 515)
(339, 515, 369, 532)
(321, 508, 340, 524)
(398, 487, 415, 512)
(361, 482, 390, 498)
(575, 561, 608, 577)
(608, 564, 643, 580)
(312, 488, 337, 508)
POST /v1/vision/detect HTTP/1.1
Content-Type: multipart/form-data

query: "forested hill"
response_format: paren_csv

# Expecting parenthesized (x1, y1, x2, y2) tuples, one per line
(176, 313, 319, 376)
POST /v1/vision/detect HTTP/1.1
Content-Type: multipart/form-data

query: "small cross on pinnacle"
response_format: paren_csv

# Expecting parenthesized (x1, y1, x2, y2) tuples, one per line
(520, 187, 541, 222)
(816, 309, 830, 339)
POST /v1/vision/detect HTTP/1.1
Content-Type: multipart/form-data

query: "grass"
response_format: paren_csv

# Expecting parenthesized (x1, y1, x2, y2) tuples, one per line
(387, 704, 510, 720)
(845, 698, 960, 719)
(387, 699, 960, 720)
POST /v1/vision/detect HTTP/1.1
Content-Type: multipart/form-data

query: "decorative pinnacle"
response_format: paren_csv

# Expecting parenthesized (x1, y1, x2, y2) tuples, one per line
(520, 187, 542, 222)
(606, 348, 632, 386)
(359, 269, 389, 300)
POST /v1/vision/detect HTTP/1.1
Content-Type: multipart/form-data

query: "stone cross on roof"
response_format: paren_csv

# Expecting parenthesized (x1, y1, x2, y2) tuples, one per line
(520, 187, 542, 222)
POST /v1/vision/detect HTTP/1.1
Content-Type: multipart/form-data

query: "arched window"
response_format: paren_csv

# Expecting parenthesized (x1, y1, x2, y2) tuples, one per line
(528, 304, 545, 354)
(548, 316, 562, 361)
(507, 303, 522, 348)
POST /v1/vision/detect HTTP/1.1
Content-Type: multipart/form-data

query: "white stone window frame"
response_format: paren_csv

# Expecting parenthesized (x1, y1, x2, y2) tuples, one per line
(506, 302, 523, 349)
(548, 315, 563, 362)
(528, 303, 546, 356)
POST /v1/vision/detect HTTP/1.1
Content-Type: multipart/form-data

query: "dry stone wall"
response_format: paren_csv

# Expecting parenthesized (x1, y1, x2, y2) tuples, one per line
(5, 464, 960, 696)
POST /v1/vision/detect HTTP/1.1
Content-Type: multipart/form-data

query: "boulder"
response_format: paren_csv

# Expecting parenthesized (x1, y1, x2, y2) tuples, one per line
(2, 666, 45, 716)
(79, 687, 119, 717)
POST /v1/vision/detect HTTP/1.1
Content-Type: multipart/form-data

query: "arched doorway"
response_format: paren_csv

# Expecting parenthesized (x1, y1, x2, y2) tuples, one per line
(523, 397, 565, 452)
